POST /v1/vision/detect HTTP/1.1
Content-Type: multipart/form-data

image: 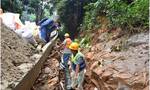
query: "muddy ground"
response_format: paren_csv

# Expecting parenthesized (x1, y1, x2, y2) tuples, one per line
(84, 30, 149, 90)
(1, 24, 38, 90)
(32, 30, 149, 90)
(2, 21, 148, 90)
(32, 43, 62, 90)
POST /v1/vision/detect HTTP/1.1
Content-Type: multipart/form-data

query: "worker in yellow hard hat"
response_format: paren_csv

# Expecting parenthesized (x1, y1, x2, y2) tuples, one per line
(60, 33, 72, 90)
(69, 42, 86, 90)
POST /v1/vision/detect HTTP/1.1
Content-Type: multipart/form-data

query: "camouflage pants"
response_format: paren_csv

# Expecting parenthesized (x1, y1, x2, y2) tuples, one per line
(71, 70, 85, 90)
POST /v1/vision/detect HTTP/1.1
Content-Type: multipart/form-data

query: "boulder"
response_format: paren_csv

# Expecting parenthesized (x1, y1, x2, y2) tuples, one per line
(127, 33, 148, 47)
(44, 67, 52, 74)
(86, 52, 94, 61)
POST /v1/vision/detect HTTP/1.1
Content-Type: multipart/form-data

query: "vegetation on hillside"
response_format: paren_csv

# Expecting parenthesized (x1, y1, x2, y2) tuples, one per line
(82, 0, 149, 32)
(2, 0, 148, 36)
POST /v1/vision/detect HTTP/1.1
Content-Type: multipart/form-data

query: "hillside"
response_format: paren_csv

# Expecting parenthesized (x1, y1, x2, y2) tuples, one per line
(1, 24, 37, 90)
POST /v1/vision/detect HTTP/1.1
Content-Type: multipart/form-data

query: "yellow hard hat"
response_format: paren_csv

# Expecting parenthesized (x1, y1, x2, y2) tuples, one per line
(64, 33, 69, 37)
(69, 42, 79, 51)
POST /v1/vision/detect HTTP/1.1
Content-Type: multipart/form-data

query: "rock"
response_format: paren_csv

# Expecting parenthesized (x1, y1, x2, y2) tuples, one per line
(113, 73, 132, 80)
(44, 67, 52, 74)
(1, 80, 9, 90)
(30, 54, 42, 60)
(93, 67, 104, 76)
(94, 87, 98, 90)
(47, 77, 58, 88)
(101, 71, 113, 81)
(17, 63, 33, 73)
(111, 28, 122, 40)
(127, 33, 148, 47)
(143, 86, 149, 90)
(90, 61, 99, 70)
(98, 32, 107, 42)
(36, 44, 42, 51)
(86, 52, 94, 61)
(117, 83, 130, 90)
(104, 40, 117, 52)
(39, 84, 50, 90)
(55, 62, 59, 67)
(90, 47, 95, 52)
(101, 53, 116, 60)
(91, 79, 101, 90)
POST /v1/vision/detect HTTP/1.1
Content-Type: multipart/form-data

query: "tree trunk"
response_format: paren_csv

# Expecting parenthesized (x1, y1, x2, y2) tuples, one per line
(35, 7, 40, 24)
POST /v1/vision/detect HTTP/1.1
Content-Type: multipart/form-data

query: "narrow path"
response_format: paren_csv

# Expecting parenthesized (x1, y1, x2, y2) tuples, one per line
(31, 43, 62, 90)
(31, 42, 96, 90)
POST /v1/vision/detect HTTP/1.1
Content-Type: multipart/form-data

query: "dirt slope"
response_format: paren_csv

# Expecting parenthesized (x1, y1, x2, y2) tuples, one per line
(1, 24, 36, 90)
(32, 29, 149, 90)
(84, 29, 149, 90)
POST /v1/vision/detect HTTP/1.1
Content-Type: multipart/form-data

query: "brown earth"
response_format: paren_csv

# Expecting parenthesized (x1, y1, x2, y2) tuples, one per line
(83, 29, 149, 90)
(32, 43, 61, 90)
(1, 24, 37, 90)
(32, 29, 149, 90)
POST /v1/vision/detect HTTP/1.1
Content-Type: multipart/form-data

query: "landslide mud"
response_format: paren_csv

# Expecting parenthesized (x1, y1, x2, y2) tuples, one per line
(32, 32, 149, 90)
(32, 43, 63, 90)
(1, 24, 38, 90)
(85, 31, 149, 90)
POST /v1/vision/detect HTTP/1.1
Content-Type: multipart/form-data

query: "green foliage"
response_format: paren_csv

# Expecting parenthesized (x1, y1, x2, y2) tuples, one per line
(82, 0, 149, 32)
(51, 0, 85, 39)
(43, 9, 51, 18)
(81, 2, 98, 30)
(79, 35, 91, 49)
(2, 0, 23, 13)
(2, 0, 54, 23)
(28, 13, 36, 21)
(107, 0, 149, 32)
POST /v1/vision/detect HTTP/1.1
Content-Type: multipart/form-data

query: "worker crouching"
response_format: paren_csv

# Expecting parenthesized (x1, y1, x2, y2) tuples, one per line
(69, 42, 86, 90)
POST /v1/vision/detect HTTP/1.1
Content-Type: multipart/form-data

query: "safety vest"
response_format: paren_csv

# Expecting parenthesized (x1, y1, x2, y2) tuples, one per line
(71, 52, 86, 71)
(65, 38, 72, 48)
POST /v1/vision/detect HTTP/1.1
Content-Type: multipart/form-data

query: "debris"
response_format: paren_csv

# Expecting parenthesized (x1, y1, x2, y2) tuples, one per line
(44, 67, 52, 74)
(60, 81, 65, 90)
(47, 77, 58, 86)
(1, 24, 36, 90)
(86, 52, 94, 61)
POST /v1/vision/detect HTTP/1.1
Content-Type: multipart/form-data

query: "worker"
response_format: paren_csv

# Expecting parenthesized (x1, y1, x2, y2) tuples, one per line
(60, 33, 72, 90)
(38, 18, 61, 43)
(69, 42, 86, 90)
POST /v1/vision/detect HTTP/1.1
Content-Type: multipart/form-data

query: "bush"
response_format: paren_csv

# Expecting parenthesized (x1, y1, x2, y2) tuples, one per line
(82, 0, 149, 32)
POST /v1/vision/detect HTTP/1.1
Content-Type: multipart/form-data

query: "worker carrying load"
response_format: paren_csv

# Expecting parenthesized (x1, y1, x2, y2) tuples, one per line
(38, 17, 61, 43)
(60, 33, 72, 90)
(69, 42, 86, 90)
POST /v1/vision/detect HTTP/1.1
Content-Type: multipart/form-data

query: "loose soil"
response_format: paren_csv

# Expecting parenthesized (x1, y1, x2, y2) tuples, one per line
(1, 24, 37, 90)
(32, 43, 61, 90)
(32, 30, 149, 90)
(84, 30, 149, 90)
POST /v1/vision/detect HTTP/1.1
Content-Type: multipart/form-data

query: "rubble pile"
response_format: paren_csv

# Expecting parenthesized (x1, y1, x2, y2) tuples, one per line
(1, 24, 37, 90)
(32, 42, 63, 90)
(84, 30, 149, 90)
(33, 30, 149, 90)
